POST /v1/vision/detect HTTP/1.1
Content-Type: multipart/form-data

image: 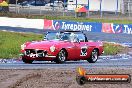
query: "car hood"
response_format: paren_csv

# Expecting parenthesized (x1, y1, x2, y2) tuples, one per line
(25, 40, 66, 50)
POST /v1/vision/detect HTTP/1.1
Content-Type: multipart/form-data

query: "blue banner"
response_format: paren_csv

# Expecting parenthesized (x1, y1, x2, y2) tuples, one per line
(53, 20, 102, 32)
(113, 24, 132, 34)
(44, 19, 132, 35)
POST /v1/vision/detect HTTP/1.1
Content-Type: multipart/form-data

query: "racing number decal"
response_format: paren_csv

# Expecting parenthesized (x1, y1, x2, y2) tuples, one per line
(80, 46, 87, 56)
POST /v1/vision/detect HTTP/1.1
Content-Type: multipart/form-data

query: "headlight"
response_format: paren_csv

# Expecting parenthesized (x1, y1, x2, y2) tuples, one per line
(21, 44, 26, 50)
(50, 45, 56, 52)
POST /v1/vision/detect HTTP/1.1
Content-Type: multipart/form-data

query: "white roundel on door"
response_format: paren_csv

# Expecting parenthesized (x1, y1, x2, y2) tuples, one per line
(80, 46, 88, 56)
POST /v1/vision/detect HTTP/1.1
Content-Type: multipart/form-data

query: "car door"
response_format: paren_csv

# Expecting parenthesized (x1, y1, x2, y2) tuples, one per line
(75, 33, 89, 60)
(71, 42, 81, 60)
(73, 42, 88, 59)
(66, 32, 88, 60)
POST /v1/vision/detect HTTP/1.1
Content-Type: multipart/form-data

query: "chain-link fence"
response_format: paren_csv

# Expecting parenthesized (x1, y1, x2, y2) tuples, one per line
(123, 0, 132, 17)
(7, 0, 132, 19)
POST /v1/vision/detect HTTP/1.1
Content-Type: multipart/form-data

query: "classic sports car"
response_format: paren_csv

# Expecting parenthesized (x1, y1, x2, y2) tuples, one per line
(20, 31, 104, 64)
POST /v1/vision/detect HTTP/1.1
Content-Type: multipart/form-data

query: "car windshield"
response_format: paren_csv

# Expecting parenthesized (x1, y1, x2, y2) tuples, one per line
(44, 32, 72, 41)
(44, 32, 60, 40)
(44, 32, 85, 42)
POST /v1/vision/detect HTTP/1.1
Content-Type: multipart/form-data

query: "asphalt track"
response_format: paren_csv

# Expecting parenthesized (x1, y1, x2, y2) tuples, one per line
(0, 54, 132, 69)
(0, 27, 132, 69)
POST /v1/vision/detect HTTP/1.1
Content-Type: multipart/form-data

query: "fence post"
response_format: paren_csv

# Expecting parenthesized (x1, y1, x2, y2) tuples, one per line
(63, 9, 65, 16)
(28, 6, 30, 15)
(63, 0, 66, 16)
(18, 5, 19, 13)
(129, 2, 132, 17)
(15, 0, 17, 14)
(87, 0, 89, 18)
(75, 0, 77, 18)
(53, 0, 54, 11)
(100, 0, 102, 18)
(115, 0, 118, 15)
(128, 1, 131, 17)
(40, 6, 42, 15)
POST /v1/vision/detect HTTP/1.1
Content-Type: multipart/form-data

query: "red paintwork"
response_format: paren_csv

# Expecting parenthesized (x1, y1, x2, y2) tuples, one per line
(21, 40, 103, 61)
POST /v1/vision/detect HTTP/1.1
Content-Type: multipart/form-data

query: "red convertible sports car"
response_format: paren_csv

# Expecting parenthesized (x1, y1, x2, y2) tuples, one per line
(20, 31, 104, 64)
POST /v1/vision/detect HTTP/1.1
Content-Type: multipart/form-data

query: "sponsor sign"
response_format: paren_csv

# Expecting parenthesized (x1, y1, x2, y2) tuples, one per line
(122, 24, 132, 34)
(44, 19, 102, 32)
(113, 24, 123, 33)
(102, 23, 123, 34)
(102, 23, 114, 33)
(76, 67, 131, 85)
(44, 19, 54, 30)
(102, 23, 132, 34)
(44, 19, 132, 34)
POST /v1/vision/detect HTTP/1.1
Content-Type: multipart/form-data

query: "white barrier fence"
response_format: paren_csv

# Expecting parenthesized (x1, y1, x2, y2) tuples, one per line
(0, 17, 44, 29)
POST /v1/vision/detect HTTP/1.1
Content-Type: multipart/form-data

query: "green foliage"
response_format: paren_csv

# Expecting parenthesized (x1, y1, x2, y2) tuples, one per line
(103, 42, 125, 55)
(0, 31, 42, 58)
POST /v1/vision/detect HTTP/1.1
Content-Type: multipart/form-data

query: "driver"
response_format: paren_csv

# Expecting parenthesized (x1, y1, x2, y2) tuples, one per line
(70, 33, 78, 42)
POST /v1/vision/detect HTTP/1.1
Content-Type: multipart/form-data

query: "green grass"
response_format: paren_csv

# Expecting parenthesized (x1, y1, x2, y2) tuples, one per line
(0, 12, 132, 24)
(0, 31, 42, 58)
(103, 42, 125, 55)
(0, 31, 126, 59)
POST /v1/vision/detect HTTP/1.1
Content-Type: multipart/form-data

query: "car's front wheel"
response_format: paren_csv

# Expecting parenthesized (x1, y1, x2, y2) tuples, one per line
(55, 50, 67, 64)
(22, 57, 33, 64)
(87, 49, 98, 63)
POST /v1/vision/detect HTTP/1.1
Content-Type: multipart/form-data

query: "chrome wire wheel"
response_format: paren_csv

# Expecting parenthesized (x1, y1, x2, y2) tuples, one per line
(58, 50, 66, 61)
(87, 49, 98, 63)
(56, 50, 66, 64)
(91, 50, 98, 62)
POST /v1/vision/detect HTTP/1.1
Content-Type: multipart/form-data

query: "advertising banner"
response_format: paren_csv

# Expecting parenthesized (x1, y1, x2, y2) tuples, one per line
(102, 23, 114, 33)
(102, 23, 132, 34)
(121, 24, 132, 34)
(44, 19, 102, 32)
(102, 23, 123, 34)
(44, 19, 132, 34)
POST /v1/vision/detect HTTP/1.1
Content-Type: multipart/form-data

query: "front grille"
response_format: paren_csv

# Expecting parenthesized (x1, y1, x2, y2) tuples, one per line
(25, 49, 47, 58)
(25, 49, 36, 55)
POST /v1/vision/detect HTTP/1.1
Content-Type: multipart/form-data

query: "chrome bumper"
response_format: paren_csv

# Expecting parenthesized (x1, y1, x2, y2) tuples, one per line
(20, 53, 56, 58)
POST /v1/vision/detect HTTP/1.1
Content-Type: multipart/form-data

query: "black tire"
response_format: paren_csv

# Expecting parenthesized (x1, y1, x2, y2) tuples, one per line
(55, 49, 67, 64)
(76, 76, 86, 85)
(87, 49, 98, 63)
(22, 57, 33, 64)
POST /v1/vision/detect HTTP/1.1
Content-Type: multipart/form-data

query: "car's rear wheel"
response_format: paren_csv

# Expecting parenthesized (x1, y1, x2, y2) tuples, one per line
(55, 49, 67, 64)
(87, 49, 98, 63)
(22, 57, 33, 64)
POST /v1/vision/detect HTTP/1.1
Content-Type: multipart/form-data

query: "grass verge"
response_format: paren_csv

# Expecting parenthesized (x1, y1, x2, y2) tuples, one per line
(0, 31, 126, 59)
(0, 12, 132, 24)
(103, 42, 126, 55)
(0, 31, 42, 58)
